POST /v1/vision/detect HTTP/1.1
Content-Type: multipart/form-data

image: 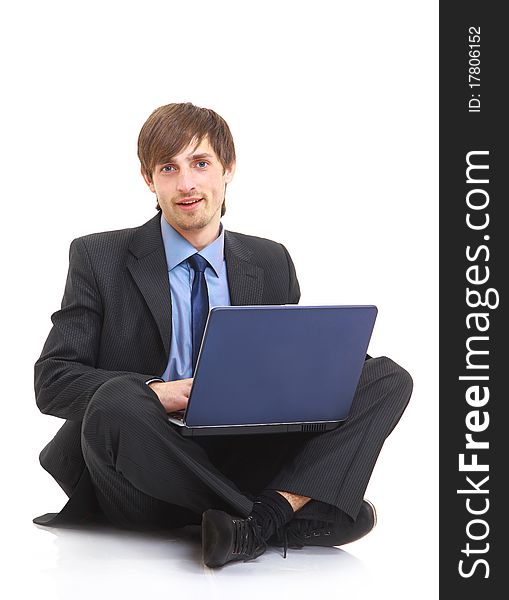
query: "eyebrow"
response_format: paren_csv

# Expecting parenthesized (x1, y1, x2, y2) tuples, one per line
(188, 153, 214, 161)
(161, 152, 214, 166)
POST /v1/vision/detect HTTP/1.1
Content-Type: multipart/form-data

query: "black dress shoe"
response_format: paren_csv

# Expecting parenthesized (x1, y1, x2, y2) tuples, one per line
(270, 499, 377, 553)
(202, 509, 267, 568)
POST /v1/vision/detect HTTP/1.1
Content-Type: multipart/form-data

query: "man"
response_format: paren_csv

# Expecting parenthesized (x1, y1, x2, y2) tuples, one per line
(34, 102, 413, 568)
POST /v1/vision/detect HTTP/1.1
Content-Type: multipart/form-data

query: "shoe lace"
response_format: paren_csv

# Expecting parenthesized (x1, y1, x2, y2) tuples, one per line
(232, 516, 267, 561)
(275, 523, 297, 559)
(282, 525, 289, 559)
(271, 519, 333, 559)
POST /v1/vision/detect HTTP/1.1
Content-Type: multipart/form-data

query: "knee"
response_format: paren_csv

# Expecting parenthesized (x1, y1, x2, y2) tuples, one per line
(83, 374, 160, 431)
(365, 356, 413, 412)
(382, 357, 413, 389)
(379, 356, 413, 407)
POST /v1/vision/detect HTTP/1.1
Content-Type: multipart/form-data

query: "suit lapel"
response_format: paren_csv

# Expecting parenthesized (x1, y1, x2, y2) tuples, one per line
(127, 214, 172, 357)
(224, 231, 264, 305)
(126, 221, 264, 358)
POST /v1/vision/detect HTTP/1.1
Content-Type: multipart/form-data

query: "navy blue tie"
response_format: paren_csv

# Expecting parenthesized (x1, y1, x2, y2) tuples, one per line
(188, 253, 210, 371)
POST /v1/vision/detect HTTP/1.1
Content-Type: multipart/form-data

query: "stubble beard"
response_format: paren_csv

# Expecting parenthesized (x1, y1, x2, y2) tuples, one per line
(164, 194, 221, 232)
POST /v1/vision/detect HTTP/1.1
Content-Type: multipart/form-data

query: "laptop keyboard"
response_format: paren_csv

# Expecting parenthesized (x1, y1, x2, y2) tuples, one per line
(168, 410, 185, 422)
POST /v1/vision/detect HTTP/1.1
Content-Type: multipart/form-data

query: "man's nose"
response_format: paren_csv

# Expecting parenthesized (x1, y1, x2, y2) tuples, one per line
(176, 167, 196, 193)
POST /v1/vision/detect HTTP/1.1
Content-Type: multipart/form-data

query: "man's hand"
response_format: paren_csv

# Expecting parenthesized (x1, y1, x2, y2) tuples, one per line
(148, 379, 193, 413)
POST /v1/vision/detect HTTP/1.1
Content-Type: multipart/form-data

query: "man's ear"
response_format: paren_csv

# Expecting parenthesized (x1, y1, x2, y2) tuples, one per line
(224, 161, 236, 184)
(141, 166, 156, 192)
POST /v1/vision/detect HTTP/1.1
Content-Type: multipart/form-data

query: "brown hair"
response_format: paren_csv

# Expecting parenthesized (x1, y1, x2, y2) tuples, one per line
(138, 102, 236, 215)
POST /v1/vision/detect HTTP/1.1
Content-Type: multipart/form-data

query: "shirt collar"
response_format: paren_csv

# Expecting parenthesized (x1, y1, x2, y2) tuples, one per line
(160, 214, 225, 277)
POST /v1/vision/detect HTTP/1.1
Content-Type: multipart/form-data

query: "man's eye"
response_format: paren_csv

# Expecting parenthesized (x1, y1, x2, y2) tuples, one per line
(196, 161, 209, 168)
(161, 165, 176, 172)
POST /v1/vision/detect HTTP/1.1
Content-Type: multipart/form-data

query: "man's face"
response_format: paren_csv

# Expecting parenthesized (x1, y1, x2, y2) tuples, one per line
(143, 137, 235, 239)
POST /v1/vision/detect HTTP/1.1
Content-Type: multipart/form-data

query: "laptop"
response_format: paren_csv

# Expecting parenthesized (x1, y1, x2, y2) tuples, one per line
(168, 305, 377, 436)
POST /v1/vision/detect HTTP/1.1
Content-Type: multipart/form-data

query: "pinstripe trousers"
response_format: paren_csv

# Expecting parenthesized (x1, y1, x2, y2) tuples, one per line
(81, 356, 412, 530)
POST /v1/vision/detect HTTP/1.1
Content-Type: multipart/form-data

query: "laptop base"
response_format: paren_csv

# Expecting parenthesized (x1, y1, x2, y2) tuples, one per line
(167, 416, 343, 436)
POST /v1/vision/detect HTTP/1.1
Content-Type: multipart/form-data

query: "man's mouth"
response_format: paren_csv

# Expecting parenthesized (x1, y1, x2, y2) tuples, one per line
(176, 197, 203, 209)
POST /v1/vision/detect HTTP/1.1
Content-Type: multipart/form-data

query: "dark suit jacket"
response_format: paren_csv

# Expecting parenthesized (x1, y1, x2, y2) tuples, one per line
(35, 213, 300, 499)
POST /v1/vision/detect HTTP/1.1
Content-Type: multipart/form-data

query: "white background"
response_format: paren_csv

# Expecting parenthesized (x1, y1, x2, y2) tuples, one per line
(0, 1, 438, 598)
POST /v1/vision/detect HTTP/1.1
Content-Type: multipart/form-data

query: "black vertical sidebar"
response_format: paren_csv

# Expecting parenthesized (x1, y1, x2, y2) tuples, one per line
(440, 2, 507, 597)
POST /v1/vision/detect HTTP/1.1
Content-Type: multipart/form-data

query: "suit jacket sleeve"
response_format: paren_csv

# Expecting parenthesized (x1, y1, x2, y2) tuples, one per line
(281, 243, 300, 304)
(34, 238, 154, 421)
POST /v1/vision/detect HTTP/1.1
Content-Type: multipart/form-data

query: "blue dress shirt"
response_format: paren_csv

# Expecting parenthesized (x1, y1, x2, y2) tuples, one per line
(159, 215, 231, 381)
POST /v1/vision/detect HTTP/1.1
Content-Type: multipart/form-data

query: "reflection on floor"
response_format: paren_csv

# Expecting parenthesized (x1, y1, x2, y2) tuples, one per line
(29, 521, 373, 600)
